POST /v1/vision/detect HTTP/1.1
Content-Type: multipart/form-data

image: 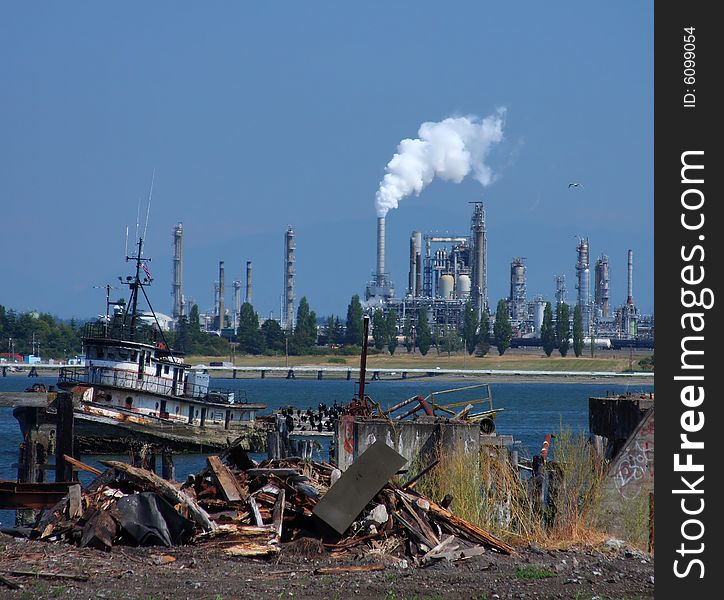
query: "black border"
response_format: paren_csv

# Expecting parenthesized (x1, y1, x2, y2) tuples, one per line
(655, 3, 721, 595)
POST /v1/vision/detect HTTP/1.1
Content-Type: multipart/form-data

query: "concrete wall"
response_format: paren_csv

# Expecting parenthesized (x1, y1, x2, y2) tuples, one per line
(336, 415, 480, 471)
(598, 407, 654, 536)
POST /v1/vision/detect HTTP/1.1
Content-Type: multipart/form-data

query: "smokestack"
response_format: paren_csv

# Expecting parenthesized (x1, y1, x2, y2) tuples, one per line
(245, 261, 253, 305)
(171, 223, 184, 320)
(218, 261, 225, 330)
(471, 203, 487, 315)
(627, 249, 634, 304)
(232, 281, 241, 330)
(376, 216, 386, 285)
(284, 227, 295, 330)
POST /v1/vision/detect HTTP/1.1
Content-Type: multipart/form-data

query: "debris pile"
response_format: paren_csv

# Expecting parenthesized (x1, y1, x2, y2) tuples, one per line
(22, 444, 514, 568)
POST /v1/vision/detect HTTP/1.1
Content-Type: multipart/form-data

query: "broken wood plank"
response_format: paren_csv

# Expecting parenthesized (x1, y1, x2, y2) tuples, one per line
(67, 484, 82, 519)
(0, 570, 89, 581)
(395, 491, 440, 547)
(99, 460, 216, 532)
(247, 468, 301, 477)
(392, 512, 434, 550)
(313, 564, 385, 575)
(426, 500, 514, 555)
(80, 509, 117, 551)
(63, 454, 102, 476)
(420, 534, 458, 563)
(272, 488, 285, 537)
(248, 495, 264, 527)
(0, 575, 19, 590)
(402, 459, 440, 490)
(223, 543, 280, 557)
(207, 456, 248, 502)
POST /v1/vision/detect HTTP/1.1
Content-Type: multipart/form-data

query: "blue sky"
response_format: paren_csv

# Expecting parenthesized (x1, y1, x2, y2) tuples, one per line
(0, 2, 653, 321)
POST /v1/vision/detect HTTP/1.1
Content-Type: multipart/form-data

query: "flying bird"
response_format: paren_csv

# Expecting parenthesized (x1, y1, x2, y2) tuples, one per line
(568, 182, 583, 188)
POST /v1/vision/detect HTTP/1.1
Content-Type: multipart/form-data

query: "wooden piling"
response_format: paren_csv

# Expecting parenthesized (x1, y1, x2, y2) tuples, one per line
(162, 451, 176, 481)
(54, 394, 74, 483)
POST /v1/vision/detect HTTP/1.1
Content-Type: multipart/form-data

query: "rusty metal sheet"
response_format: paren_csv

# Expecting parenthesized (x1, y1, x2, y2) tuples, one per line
(313, 440, 406, 534)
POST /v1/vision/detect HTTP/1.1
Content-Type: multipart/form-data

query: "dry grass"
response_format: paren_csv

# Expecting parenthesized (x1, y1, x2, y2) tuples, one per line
(187, 348, 653, 374)
(412, 430, 612, 549)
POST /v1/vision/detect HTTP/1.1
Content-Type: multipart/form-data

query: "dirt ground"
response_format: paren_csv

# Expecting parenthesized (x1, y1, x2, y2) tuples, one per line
(0, 534, 653, 600)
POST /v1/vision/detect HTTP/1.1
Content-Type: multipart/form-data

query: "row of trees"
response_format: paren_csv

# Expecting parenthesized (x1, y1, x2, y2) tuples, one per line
(539, 302, 586, 357)
(0, 305, 82, 360)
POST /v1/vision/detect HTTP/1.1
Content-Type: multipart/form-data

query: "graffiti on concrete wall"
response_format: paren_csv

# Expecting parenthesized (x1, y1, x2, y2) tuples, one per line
(612, 411, 654, 500)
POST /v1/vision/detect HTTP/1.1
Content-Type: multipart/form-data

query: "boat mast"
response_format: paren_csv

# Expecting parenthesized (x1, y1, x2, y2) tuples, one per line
(123, 236, 145, 341)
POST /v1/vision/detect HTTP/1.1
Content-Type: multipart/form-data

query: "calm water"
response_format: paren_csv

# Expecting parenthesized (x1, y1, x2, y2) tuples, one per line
(0, 375, 653, 526)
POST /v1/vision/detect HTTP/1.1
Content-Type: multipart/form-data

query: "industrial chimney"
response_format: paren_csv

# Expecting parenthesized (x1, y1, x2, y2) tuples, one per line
(171, 223, 184, 321)
(245, 261, 253, 305)
(470, 202, 487, 316)
(627, 249, 634, 305)
(575, 237, 590, 332)
(218, 261, 225, 331)
(232, 281, 241, 330)
(376, 216, 386, 286)
(284, 227, 295, 330)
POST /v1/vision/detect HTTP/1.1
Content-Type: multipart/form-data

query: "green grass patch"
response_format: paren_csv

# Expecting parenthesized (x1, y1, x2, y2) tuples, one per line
(514, 566, 557, 579)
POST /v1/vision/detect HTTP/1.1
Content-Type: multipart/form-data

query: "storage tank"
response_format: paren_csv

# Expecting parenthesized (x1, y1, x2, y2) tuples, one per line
(533, 299, 546, 334)
(439, 274, 455, 300)
(456, 274, 471, 299)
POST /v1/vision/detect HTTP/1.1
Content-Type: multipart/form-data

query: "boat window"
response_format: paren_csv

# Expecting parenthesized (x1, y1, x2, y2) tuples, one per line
(95, 347, 104, 359)
(163, 365, 170, 375)
(155, 363, 162, 377)
(155, 402, 159, 410)
(107, 352, 115, 360)
(175, 406, 180, 414)
(146, 355, 151, 364)
(125, 397, 133, 406)
(131, 352, 138, 361)
(118, 350, 129, 360)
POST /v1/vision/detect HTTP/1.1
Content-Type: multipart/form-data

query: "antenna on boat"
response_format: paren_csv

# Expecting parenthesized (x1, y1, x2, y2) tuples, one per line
(134, 197, 141, 253)
(124, 225, 129, 258)
(143, 169, 155, 243)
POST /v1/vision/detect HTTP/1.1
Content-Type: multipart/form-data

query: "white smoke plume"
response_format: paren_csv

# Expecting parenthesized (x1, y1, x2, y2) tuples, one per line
(375, 108, 506, 217)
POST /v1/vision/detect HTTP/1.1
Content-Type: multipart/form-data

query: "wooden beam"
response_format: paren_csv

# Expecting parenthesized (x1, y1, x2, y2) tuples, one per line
(207, 456, 247, 502)
(100, 460, 216, 532)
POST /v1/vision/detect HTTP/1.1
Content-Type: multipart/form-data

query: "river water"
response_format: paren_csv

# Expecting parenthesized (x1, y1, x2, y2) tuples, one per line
(0, 375, 653, 526)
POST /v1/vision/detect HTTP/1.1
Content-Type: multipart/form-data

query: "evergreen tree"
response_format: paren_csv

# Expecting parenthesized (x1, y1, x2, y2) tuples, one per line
(175, 315, 189, 353)
(189, 304, 202, 340)
(476, 309, 491, 356)
(291, 297, 316, 353)
(416, 308, 432, 356)
(324, 315, 342, 346)
(261, 318, 286, 353)
(493, 299, 512, 356)
(386, 310, 398, 355)
(540, 302, 556, 357)
(402, 315, 414, 353)
(556, 303, 571, 357)
(572, 304, 584, 357)
(462, 301, 479, 355)
(372, 309, 387, 351)
(237, 303, 265, 354)
(344, 294, 363, 346)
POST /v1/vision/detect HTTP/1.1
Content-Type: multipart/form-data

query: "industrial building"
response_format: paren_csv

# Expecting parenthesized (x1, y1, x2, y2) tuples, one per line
(361, 202, 651, 346)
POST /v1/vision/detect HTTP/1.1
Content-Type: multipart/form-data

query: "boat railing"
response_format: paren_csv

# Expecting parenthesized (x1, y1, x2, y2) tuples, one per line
(82, 322, 160, 345)
(58, 367, 247, 405)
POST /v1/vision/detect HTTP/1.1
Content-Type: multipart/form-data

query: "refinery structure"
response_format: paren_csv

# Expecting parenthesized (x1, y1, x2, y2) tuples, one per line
(166, 202, 651, 347)
(362, 202, 651, 346)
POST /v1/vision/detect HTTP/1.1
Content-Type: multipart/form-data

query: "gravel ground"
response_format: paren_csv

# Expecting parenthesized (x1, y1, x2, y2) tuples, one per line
(0, 534, 654, 600)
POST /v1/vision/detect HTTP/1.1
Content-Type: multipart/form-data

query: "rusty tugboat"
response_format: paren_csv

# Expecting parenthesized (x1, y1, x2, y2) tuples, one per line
(17, 236, 266, 456)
